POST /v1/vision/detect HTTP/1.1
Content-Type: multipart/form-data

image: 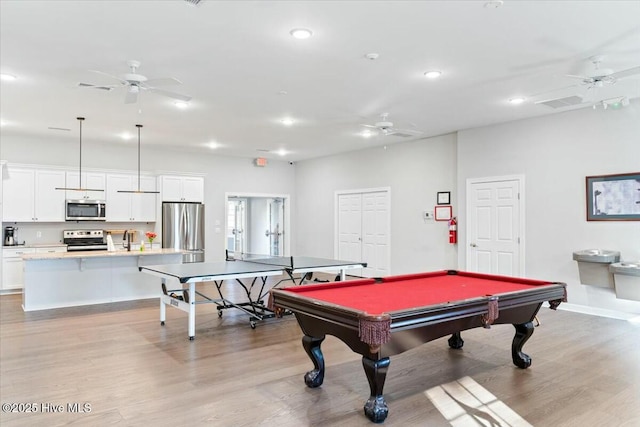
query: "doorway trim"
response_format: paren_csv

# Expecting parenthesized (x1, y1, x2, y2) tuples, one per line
(224, 192, 291, 256)
(465, 174, 525, 276)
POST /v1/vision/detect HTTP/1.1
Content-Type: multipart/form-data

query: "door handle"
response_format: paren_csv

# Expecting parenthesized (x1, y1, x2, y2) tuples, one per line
(470, 243, 477, 247)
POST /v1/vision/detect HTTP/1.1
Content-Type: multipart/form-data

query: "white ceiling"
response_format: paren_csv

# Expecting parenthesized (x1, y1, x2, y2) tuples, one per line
(1, 1, 639, 162)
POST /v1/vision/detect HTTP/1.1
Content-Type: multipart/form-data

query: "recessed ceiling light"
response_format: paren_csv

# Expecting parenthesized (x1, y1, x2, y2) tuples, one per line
(364, 53, 379, 61)
(509, 97, 526, 105)
(174, 101, 189, 109)
(361, 130, 375, 138)
(281, 118, 295, 126)
(206, 141, 220, 149)
(120, 132, 133, 140)
(423, 70, 442, 79)
(0, 120, 6, 127)
(276, 149, 288, 156)
(290, 28, 312, 39)
(0, 73, 17, 81)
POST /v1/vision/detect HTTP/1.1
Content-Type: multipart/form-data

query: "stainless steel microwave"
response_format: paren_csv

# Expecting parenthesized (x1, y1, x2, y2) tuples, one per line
(65, 200, 106, 221)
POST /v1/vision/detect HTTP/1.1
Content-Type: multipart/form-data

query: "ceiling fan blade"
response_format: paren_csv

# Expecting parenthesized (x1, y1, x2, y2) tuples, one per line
(77, 82, 118, 91)
(565, 74, 592, 81)
(124, 90, 138, 104)
(148, 88, 191, 102)
(144, 77, 182, 87)
(89, 70, 127, 84)
(361, 124, 378, 129)
(610, 65, 640, 80)
(394, 128, 423, 136)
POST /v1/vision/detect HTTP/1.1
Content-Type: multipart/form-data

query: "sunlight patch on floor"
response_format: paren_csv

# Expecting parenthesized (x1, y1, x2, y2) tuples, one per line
(425, 376, 532, 427)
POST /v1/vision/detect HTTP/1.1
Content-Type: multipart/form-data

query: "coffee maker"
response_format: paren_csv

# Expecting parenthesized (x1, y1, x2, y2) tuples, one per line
(4, 226, 17, 246)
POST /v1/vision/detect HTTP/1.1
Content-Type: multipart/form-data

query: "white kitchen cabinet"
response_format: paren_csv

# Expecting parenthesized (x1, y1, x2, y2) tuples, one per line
(2, 247, 36, 291)
(65, 172, 106, 200)
(2, 167, 66, 222)
(160, 175, 204, 202)
(106, 174, 157, 222)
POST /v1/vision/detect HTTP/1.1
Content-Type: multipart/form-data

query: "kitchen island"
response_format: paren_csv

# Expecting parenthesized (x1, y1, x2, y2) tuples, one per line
(22, 249, 184, 311)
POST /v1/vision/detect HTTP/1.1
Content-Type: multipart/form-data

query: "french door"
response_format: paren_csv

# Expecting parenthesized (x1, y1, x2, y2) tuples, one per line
(336, 188, 390, 277)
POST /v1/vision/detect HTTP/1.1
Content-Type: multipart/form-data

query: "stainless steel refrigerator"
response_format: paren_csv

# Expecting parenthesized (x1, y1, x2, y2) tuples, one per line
(162, 202, 205, 263)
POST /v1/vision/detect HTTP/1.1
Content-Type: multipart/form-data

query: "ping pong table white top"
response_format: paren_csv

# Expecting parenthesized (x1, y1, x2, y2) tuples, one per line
(139, 256, 366, 283)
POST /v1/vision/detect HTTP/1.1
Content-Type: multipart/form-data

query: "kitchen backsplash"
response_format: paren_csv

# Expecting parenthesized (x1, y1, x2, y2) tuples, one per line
(1, 221, 158, 246)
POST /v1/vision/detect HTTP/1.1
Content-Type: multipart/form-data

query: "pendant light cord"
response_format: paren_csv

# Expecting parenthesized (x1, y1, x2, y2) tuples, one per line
(137, 124, 142, 191)
(78, 117, 84, 187)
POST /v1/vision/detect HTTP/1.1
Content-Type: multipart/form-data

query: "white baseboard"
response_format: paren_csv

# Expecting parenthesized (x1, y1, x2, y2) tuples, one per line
(549, 302, 640, 323)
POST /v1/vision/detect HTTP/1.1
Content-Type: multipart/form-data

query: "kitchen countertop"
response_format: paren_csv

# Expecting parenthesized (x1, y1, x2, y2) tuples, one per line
(22, 248, 185, 261)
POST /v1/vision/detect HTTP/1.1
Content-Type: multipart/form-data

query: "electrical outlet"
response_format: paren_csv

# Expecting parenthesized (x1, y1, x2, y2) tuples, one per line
(423, 211, 433, 220)
(36, 231, 42, 238)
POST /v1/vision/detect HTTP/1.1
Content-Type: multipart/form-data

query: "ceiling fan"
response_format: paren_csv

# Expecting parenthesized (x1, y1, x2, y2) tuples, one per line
(361, 113, 423, 138)
(565, 55, 640, 89)
(78, 60, 191, 104)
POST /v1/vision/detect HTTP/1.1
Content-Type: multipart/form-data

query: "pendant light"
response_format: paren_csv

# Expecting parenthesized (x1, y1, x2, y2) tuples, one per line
(117, 124, 159, 194)
(55, 117, 104, 192)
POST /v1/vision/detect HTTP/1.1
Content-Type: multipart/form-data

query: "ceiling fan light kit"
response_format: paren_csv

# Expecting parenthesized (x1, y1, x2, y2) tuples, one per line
(361, 113, 424, 138)
(117, 124, 160, 194)
(55, 117, 105, 192)
(78, 60, 191, 105)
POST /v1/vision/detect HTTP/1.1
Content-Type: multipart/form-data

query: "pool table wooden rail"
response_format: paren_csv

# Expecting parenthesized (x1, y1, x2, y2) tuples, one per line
(271, 280, 566, 358)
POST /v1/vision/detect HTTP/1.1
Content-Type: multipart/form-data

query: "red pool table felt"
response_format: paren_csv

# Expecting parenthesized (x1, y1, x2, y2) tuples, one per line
(282, 270, 556, 314)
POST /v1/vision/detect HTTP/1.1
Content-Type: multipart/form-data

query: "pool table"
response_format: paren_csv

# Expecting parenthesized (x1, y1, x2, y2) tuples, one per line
(269, 270, 567, 423)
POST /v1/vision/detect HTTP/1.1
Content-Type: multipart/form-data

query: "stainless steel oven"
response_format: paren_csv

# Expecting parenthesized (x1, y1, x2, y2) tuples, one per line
(65, 200, 106, 221)
(63, 230, 107, 251)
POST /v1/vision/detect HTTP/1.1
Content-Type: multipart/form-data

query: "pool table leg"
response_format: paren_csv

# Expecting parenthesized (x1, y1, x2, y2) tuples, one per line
(362, 357, 390, 423)
(448, 332, 464, 349)
(512, 322, 534, 369)
(302, 335, 326, 388)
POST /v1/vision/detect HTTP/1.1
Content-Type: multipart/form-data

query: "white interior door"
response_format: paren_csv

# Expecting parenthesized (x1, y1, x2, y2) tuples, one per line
(361, 191, 390, 277)
(338, 194, 362, 271)
(227, 198, 246, 254)
(466, 176, 524, 276)
(267, 198, 284, 256)
(337, 189, 390, 278)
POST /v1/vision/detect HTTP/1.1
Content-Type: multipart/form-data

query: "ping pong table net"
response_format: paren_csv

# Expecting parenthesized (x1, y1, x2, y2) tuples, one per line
(226, 250, 295, 269)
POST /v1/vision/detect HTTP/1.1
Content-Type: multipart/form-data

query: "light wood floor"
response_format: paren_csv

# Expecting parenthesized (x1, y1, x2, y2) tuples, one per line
(1, 276, 639, 426)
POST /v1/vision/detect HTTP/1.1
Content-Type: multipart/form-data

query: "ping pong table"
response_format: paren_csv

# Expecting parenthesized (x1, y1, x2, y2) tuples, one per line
(139, 254, 366, 340)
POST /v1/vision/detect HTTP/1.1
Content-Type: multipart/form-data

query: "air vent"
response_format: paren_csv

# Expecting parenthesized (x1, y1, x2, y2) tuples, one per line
(48, 127, 71, 131)
(184, 0, 203, 5)
(390, 132, 413, 138)
(256, 149, 271, 153)
(535, 95, 584, 109)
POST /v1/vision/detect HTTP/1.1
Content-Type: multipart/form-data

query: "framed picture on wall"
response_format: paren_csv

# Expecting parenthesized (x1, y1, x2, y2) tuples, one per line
(437, 191, 451, 205)
(435, 205, 452, 221)
(586, 172, 640, 221)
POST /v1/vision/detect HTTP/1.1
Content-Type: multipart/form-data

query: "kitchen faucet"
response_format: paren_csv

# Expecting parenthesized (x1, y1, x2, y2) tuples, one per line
(123, 230, 132, 252)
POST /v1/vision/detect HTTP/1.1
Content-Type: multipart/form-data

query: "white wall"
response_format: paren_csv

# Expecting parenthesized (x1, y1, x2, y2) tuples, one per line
(457, 101, 640, 316)
(1, 135, 296, 261)
(295, 134, 458, 274)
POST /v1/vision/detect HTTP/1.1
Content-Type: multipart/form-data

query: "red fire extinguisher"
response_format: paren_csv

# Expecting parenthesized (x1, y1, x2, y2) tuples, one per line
(449, 217, 457, 245)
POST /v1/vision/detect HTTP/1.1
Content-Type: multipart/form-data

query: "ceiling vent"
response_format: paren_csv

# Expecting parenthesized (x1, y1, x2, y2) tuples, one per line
(184, 0, 203, 5)
(535, 95, 584, 109)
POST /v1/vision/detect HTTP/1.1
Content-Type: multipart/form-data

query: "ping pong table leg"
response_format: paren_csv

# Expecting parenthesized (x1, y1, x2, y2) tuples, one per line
(340, 269, 346, 281)
(160, 278, 166, 325)
(188, 282, 196, 340)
